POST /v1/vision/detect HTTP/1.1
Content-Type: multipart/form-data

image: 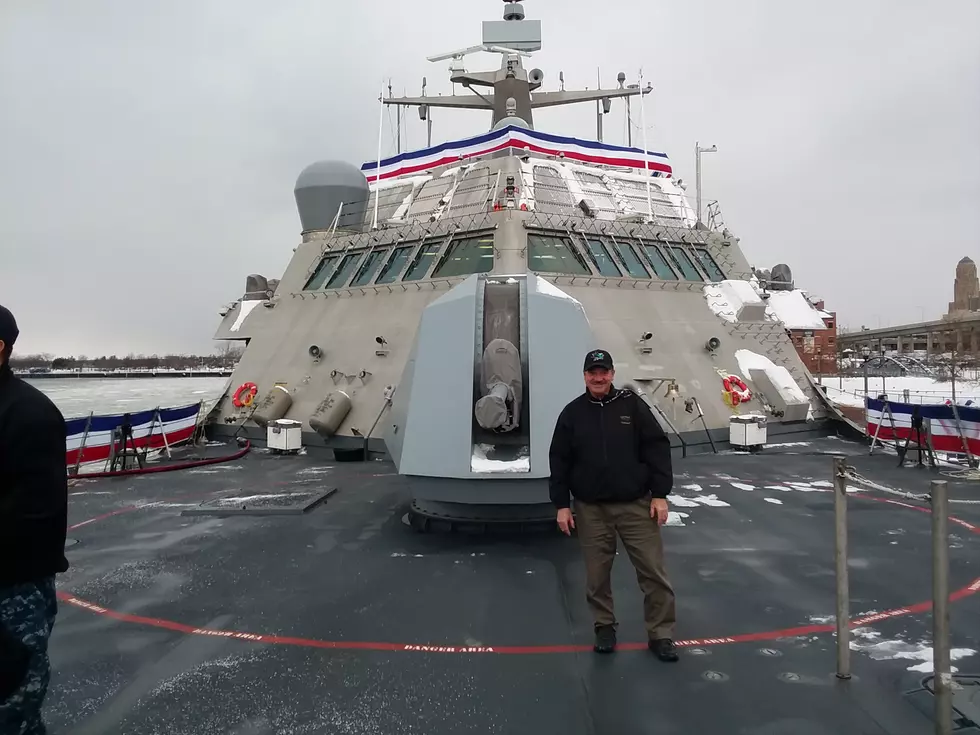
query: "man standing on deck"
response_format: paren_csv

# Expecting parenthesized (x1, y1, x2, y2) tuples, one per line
(0, 305, 68, 734)
(548, 349, 678, 661)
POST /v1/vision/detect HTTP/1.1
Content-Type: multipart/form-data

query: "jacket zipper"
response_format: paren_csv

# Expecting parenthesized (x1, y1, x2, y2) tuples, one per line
(600, 400, 608, 463)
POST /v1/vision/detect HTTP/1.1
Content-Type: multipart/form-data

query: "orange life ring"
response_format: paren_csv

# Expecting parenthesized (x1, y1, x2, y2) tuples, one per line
(722, 375, 751, 405)
(233, 381, 258, 408)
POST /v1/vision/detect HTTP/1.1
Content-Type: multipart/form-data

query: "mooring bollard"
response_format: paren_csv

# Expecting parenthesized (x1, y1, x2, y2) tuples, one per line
(833, 454, 851, 680)
(931, 479, 952, 735)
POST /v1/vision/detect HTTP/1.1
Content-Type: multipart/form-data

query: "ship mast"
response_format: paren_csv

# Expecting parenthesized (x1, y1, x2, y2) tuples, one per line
(383, 0, 651, 132)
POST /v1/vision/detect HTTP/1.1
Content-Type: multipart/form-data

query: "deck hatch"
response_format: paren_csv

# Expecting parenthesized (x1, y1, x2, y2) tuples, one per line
(180, 488, 338, 516)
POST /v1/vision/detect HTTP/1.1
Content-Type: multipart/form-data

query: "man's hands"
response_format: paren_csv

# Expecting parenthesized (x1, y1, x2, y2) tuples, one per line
(557, 508, 575, 535)
(650, 497, 669, 525)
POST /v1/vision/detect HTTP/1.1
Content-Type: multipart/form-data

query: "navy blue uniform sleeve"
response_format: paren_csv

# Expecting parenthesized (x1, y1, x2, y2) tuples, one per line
(633, 395, 673, 498)
(548, 406, 574, 510)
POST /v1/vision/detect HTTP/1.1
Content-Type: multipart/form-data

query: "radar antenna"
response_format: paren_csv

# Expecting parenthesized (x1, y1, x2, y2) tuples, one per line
(383, 0, 651, 132)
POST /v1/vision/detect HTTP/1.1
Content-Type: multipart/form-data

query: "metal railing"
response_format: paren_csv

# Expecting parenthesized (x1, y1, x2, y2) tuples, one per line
(833, 457, 962, 733)
(304, 164, 724, 243)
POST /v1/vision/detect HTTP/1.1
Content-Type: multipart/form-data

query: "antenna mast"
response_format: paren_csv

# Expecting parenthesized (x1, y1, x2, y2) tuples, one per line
(372, 83, 384, 229)
(639, 68, 652, 223)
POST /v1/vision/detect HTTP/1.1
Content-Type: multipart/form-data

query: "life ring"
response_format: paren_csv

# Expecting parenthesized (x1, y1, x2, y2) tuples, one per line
(233, 381, 258, 408)
(722, 375, 752, 406)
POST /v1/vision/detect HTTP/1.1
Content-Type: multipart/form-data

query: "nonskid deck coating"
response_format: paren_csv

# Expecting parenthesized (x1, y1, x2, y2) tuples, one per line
(48, 439, 980, 734)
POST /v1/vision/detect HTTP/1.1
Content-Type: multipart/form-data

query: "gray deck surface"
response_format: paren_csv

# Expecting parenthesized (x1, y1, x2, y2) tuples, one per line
(46, 437, 980, 734)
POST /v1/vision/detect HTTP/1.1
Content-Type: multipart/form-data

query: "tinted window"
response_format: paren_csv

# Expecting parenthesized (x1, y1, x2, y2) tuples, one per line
(527, 233, 590, 275)
(585, 239, 622, 277)
(611, 240, 650, 278)
(641, 244, 678, 280)
(350, 248, 387, 287)
(432, 234, 495, 278)
(667, 246, 703, 282)
(326, 252, 363, 288)
(303, 255, 338, 290)
(403, 243, 442, 281)
(694, 247, 725, 282)
(376, 245, 414, 284)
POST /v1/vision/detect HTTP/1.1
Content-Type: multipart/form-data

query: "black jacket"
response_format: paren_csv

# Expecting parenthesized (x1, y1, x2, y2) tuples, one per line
(0, 364, 69, 586)
(548, 387, 672, 509)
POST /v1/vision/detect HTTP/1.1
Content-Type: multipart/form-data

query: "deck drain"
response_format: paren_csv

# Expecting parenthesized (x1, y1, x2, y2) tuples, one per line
(686, 648, 710, 656)
(702, 671, 728, 682)
(181, 488, 337, 517)
(759, 648, 782, 657)
(778, 672, 801, 683)
(64, 538, 79, 549)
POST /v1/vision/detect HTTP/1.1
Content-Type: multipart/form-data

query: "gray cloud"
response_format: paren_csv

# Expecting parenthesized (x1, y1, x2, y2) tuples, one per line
(2, 0, 977, 356)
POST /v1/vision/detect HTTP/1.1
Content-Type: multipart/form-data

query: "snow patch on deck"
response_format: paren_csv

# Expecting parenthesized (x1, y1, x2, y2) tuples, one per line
(850, 628, 976, 673)
(734, 349, 809, 405)
(470, 444, 530, 473)
(534, 277, 580, 303)
(212, 493, 294, 505)
(703, 279, 830, 329)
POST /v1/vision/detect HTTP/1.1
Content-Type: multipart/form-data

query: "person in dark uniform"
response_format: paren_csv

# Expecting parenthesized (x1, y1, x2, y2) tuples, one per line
(0, 305, 68, 734)
(548, 349, 678, 660)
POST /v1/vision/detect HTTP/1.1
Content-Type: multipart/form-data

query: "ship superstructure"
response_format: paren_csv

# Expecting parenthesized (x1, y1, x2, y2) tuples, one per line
(208, 0, 834, 521)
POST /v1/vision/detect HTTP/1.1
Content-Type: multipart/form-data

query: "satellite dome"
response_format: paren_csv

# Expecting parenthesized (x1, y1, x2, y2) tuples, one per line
(492, 116, 531, 131)
(294, 160, 370, 232)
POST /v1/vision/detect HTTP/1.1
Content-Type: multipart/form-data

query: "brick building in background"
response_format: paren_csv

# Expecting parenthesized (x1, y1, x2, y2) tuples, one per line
(786, 297, 838, 376)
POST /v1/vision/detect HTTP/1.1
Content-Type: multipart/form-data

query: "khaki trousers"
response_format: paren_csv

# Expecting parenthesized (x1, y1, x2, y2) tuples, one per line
(575, 497, 676, 640)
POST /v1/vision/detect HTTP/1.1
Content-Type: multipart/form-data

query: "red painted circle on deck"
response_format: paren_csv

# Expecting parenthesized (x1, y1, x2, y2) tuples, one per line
(60, 492, 980, 654)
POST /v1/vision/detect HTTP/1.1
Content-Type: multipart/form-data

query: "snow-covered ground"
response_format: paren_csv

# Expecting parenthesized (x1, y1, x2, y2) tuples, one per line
(821, 376, 980, 407)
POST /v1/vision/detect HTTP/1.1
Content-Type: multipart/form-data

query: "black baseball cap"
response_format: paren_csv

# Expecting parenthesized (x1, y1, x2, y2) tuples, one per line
(0, 305, 17, 350)
(583, 349, 613, 371)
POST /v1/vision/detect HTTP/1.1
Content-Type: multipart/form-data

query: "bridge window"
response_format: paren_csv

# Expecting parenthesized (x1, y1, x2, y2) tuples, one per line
(693, 247, 725, 282)
(376, 244, 414, 284)
(303, 254, 339, 290)
(585, 239, 622, 277)
(432, 234, 495, 278)
(666, 245, 704, 282)
(403, 243, 442, 281)
(349, 248, 387, 287)
(325, 251, 364, 289)
(611, 240, 650, 278)
(640, 243, 678, 280)
(527, 233, 590, 275)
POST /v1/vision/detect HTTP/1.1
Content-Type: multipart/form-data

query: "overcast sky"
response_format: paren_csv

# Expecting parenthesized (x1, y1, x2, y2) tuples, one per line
(2, 0, 978, 357)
